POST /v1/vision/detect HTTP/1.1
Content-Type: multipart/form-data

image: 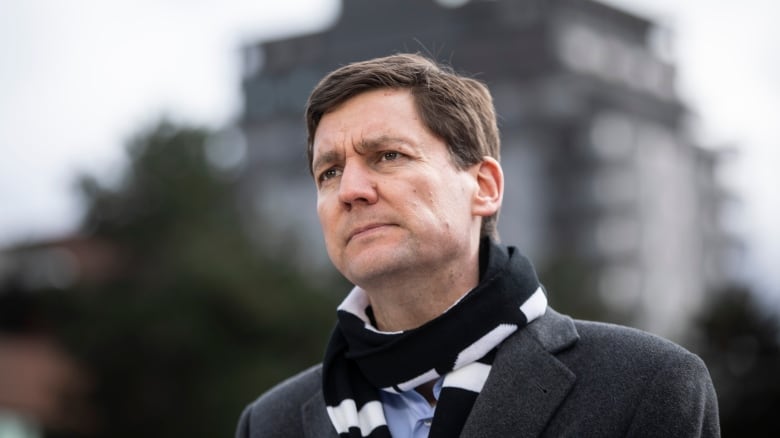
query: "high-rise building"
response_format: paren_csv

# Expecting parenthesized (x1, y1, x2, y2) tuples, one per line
(237, 0, 734, 339)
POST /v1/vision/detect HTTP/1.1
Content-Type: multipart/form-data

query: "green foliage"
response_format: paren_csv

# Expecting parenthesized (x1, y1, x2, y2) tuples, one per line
(46, 121, 342, 437)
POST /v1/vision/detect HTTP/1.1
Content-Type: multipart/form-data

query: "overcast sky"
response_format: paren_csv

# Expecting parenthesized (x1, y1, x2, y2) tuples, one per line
(1, 0, 777, 301)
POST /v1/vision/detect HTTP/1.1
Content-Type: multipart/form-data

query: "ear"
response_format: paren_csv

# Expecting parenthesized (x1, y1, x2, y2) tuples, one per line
(471, 157, 503, 218)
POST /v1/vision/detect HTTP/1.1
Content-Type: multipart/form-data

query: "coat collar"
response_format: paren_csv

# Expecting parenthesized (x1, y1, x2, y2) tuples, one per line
(460, 307, 579, 437)
(299, 308, 579, 438)
(302, 388, 338, 438)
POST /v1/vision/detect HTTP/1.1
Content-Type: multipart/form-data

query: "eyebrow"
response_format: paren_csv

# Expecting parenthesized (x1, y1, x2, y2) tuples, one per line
(312, 135, 413, 174)
(355, 135, 410, 154)
(312, 149, 343, 176)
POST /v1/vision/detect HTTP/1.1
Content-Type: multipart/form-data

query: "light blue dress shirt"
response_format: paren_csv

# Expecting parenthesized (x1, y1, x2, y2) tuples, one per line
(378, 378, 443, 438)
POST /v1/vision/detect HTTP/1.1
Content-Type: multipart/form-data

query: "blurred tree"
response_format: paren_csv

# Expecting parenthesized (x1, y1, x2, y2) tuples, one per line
(693, 284, 780, 437)
(44, 121, 343, 437)
(539, 257, 627, 326)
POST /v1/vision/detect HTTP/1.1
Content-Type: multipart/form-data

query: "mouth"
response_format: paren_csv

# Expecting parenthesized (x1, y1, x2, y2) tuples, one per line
(347, 223, 394, 243)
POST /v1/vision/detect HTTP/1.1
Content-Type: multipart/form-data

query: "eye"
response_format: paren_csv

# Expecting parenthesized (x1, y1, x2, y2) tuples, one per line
(318, 167, 342, 184)
(381, 151, 401, 161)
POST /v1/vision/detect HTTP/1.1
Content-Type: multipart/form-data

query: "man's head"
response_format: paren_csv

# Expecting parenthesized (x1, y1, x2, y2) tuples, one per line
(305, 53, 502, 239)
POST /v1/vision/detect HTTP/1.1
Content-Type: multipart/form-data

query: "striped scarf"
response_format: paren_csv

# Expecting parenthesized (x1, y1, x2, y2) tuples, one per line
(322, 241, 548, 437)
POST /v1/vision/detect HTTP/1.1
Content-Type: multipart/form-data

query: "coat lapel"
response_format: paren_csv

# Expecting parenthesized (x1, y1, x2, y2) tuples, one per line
(302, 391, 339, 438)
(301, 310, 579, 438)
(460, 309, 579, 437)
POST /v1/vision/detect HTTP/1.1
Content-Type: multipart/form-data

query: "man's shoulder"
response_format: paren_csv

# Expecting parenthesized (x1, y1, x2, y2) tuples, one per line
(570, 316, 704, 368)
(509, 309, 720, 437)
(528, 307, 703, 367)
(236, 364, 325, 438)
(261, 363, 323, 400)
(519, 308, 712, 399)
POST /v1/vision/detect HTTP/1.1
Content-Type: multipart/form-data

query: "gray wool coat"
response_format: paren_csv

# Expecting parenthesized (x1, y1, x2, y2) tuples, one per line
(236, 308, 720, 437)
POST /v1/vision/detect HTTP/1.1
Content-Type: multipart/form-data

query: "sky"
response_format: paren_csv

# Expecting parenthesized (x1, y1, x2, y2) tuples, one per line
(1, 0, 778, 301)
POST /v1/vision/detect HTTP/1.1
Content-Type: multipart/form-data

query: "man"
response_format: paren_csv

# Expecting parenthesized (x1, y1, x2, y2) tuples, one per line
(236, 54, 720, 437)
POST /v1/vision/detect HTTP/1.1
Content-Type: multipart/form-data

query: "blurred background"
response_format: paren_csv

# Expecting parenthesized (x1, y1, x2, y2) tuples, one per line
(1, 0, 778, 436)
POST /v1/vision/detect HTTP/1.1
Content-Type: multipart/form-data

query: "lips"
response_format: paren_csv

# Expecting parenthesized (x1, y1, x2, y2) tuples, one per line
(347, 223, 394, 242)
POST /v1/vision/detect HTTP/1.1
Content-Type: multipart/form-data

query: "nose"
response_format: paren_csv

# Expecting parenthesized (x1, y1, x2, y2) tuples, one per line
(338, 160, 378, 208)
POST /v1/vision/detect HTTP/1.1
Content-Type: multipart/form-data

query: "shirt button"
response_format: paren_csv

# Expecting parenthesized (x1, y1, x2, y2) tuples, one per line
(423, 420, 432, 427)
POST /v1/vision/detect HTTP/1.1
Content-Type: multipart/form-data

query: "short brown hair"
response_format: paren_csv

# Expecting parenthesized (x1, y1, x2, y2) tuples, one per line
(305, 53, 501, 239)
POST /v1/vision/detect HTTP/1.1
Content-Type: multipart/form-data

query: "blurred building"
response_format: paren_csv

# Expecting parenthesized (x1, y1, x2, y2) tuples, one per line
(237, 0, 734, 339)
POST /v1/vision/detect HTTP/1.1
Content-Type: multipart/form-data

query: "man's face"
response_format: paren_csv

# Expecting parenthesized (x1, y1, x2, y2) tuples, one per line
(312, 88, 484, 287)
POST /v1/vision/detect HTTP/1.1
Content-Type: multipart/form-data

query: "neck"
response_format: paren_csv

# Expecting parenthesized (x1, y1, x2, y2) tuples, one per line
(362, 251, 480, 332)
(416, 381, 437, 406)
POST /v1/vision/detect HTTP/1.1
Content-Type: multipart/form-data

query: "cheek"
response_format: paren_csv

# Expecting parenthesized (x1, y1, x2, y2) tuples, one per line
(316, 204, 326, 227)
(316, 191, 335, 219)
(410, 191, 451, 226)
(316, 203, 336, 237)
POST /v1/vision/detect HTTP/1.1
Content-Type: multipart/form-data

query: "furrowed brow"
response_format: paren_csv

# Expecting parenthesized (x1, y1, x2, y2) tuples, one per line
(312, 136, 411, 174)
(355, 136, 409, 154)
(312, 149, 343, 175)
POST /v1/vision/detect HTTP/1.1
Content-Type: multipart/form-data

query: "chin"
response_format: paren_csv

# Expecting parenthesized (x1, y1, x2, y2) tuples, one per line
(341, 251, 413, 285)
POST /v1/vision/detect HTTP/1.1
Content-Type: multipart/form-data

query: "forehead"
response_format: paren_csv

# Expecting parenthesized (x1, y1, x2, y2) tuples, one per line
(311, 88, 423, 156)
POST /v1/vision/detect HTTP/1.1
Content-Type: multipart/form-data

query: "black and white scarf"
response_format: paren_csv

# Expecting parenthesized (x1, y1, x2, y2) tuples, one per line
(322, 240, 548, 437)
